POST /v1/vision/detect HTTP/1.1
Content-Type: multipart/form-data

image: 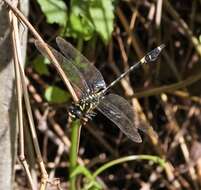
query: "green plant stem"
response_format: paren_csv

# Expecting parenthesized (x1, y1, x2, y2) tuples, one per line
(69, 119, 81, 190)
(92, 155, 166, 178)
(69, 38, 83, 190)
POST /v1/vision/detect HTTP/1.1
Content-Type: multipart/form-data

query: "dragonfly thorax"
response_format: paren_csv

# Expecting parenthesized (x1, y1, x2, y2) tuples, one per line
(69, 92, 101, 121)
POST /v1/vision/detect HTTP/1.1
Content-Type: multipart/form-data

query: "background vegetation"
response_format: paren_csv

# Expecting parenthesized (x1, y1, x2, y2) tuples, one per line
(12, 0, 201, 189)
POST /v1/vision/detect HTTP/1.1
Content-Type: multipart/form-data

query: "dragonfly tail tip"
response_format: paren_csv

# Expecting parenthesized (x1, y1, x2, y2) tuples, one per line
(159, 44, 166, 51)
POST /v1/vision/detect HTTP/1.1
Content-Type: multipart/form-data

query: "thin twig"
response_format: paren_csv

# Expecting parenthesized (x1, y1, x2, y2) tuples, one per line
(161, 94, 199, 190)
(2, 0, 78, 103)
(10, 10, 35, 190)
(8, 3, 49, 189)
(130, 70, 201, 98)
(116, 7, 144, 58)
(163, 0, 201, 57)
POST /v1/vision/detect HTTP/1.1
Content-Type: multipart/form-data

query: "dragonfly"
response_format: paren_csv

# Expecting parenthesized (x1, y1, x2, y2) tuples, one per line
(35, 37, 165, 143)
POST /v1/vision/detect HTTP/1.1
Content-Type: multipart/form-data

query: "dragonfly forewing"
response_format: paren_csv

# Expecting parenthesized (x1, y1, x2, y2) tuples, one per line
(35, 41, 89, 98)
(97, 94, 142, 143)
(56, 37, 106, 93)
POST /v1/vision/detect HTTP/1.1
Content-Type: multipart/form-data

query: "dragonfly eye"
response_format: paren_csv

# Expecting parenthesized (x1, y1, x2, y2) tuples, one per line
(68, 105, 83, 119)
(75, 110, 83, 118)
(68, 105, 75, 113)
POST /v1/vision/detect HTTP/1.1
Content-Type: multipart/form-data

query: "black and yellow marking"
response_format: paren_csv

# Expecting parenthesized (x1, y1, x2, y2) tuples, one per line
(102, 44, 165, 93)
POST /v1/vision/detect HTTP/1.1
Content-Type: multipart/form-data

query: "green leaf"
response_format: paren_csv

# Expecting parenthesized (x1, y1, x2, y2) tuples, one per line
(44, 86, 70, 103)
(89, 0, 114, 43)
(66, 6, 94, 39)
(37, 0, 68, 26)
(33, 56, 49, 75)
(64, 0, 115, 42)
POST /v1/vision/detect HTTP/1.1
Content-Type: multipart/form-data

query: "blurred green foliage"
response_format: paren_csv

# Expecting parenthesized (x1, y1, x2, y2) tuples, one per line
(44, 85, 70, 103)
(36, 0, 115, 43)
(36, 0, 68, 26)
(35, 0, 116, 103)
(33, 56, 50, 75)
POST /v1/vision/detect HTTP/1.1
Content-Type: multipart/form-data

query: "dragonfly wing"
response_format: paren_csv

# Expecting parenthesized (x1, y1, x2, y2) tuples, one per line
(56, 37, 106, 93)
(97, 94, 142, 143)
(35, 41, 89, 98)
(100, 94, 150, 133)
